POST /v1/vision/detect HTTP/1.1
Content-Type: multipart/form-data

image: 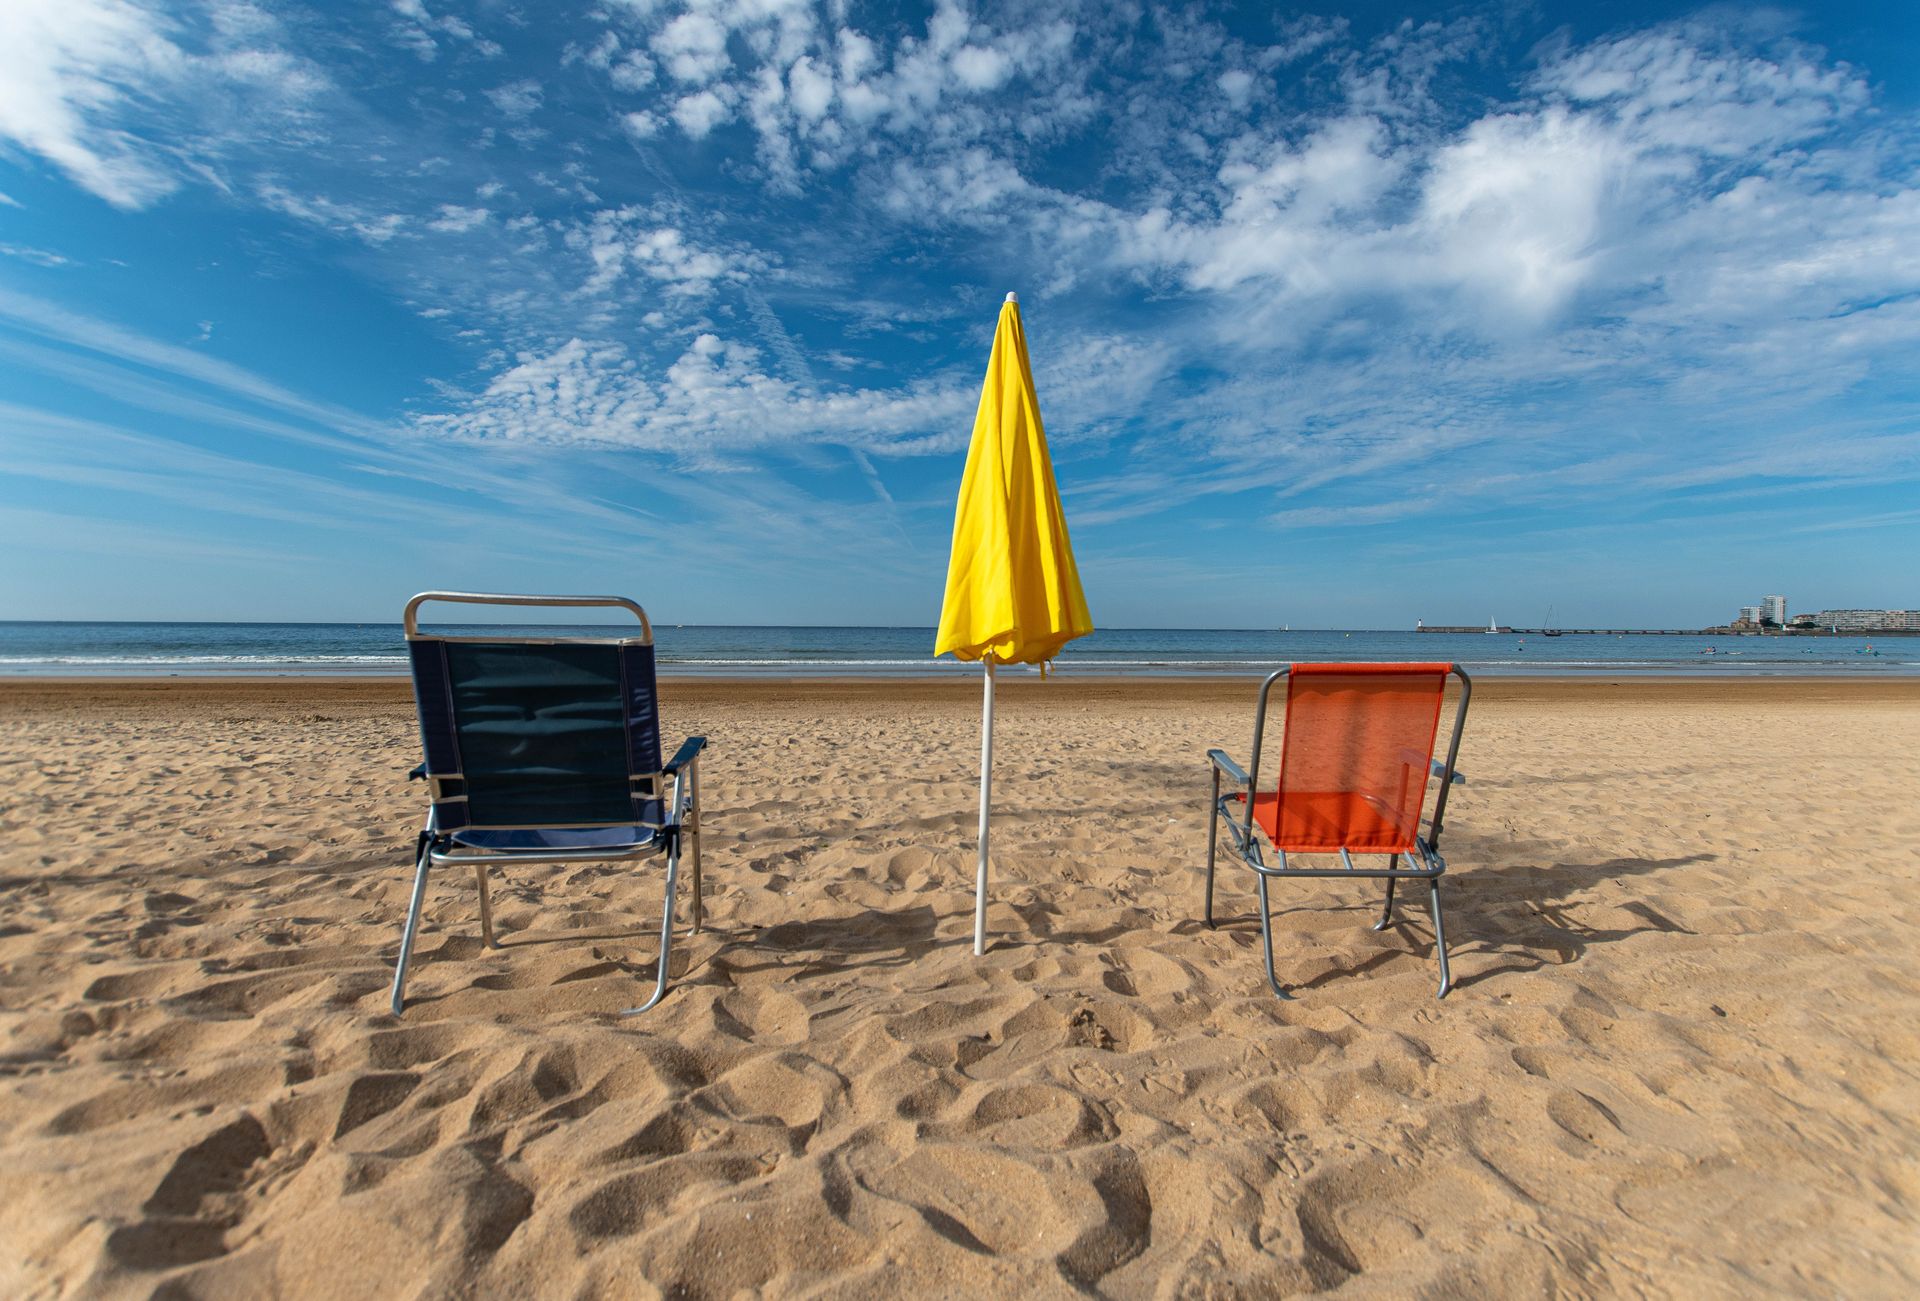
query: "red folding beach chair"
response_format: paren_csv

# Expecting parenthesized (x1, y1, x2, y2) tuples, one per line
(1204, 663, 1471, 997)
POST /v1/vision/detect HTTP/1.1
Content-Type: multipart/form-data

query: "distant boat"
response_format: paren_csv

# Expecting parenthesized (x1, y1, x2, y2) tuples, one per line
(1542, 604, 1564, 636)
(1487, 617, 1497, 634)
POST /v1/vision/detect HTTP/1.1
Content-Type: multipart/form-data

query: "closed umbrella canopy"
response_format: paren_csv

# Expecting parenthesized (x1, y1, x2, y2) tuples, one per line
(937, 292, 1093, 955)
(936, 294, 1093, 666)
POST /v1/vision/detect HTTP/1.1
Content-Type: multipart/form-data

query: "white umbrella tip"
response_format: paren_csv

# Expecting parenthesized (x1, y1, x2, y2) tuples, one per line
(1005, 291, 1018, 303)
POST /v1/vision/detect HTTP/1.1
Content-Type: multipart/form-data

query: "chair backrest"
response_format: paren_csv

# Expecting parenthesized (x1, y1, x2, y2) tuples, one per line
(1264, 663, 1456, 853)
(405, 593, 663, 832)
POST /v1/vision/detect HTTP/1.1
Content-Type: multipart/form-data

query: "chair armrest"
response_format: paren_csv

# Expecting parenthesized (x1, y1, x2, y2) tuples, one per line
(1207, 748, 1250, 787)
(664, 735, 707, 775)
(408, 763, 427, 781)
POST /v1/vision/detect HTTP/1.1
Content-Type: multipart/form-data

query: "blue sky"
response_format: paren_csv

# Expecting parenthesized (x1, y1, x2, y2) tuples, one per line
(2, 1, 1917, 628)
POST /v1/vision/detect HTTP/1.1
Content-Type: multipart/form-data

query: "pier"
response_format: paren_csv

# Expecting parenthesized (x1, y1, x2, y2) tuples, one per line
(1417, 627, 1737, 636)
(1415, 625, 1719, 636)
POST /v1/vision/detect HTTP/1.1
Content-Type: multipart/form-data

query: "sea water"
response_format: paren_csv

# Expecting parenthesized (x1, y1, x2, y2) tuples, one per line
(0, 622, 1913, 677)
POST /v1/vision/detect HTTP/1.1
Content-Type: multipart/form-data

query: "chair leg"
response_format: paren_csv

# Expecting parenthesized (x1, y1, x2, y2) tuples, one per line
(474, 863, 499, 948)
(687, 757, 703, 935)
(1429, 879, 1452, 998)
(390, 836, 433, 1017)
(1204, 765, 1220, 929)
(1373, 865, 1397, 932)
(620, 840, 681, 1015)
(1255, 873, 1294, 1000)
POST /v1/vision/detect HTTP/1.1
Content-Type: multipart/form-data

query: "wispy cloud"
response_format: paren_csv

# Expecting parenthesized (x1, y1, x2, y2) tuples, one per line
(2, 2, 1917, 621)
(0, 241, 72, 267)
(0, 0, 327, 208)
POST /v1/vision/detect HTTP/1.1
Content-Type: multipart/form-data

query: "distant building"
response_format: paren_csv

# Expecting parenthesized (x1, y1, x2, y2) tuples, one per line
(1813, 609, 1920, 631)
(1738, 605, 1762, 625)
(1788, 613, 1820, 629)
(1815, 609, 1875, 630)
(1761, 595, 1787, 625)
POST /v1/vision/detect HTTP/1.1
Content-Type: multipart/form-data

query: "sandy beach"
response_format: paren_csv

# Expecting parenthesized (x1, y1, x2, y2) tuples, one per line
(2, 675, 1917, 1296)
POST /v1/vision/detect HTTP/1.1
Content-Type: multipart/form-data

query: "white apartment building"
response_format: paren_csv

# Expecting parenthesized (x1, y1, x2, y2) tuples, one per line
(1813, 609, 1920, 631)
(1761, 595, 1787, 625)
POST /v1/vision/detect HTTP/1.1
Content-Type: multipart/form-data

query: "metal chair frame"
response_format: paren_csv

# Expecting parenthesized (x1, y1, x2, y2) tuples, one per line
(389, 592, 706, 1017)
(1204, 664, 1471, 998)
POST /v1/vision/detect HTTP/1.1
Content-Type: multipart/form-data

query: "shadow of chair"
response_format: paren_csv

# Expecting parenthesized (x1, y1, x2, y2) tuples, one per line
(1194, 850, 1712, 993)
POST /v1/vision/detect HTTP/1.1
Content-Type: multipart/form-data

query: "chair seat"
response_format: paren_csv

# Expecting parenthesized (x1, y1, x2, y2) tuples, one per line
(1249, 791, 1419, 854)
(447, 825, 660, 853)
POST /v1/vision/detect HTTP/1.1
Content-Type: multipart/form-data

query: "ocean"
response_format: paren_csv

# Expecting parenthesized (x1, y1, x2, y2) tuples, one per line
(0, 622, 1913, 678)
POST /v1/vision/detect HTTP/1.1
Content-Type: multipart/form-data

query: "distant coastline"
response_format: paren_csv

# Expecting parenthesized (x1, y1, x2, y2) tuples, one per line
(1418, 625, 1920, 636)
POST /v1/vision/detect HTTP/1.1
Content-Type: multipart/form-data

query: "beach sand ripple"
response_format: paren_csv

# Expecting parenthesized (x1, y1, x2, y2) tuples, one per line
(1, 678, 1917, 1296)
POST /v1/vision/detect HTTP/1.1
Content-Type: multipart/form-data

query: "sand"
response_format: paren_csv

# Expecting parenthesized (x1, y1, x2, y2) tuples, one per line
(1, 675, 1917, 1297)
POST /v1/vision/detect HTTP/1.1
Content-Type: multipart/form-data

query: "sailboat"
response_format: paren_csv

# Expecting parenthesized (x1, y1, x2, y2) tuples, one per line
(1486, 616, 1498, 634)
(1543, 604, 1563, 636)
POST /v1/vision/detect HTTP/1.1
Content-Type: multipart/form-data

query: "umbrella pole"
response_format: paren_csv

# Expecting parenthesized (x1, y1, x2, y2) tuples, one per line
(974, 655, 995, 956)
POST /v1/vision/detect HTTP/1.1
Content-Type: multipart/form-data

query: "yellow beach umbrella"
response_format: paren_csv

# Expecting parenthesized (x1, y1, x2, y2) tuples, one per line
(936, 291, 1093, 955)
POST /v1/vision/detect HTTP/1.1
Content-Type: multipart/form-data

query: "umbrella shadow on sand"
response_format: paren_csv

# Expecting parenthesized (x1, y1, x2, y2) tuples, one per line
(709, 904, 955, 982)
(705, 897, 1171, 983)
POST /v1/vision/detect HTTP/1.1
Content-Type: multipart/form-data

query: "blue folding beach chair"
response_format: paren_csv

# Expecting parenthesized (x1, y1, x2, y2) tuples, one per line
(390, 592, 706, 1016)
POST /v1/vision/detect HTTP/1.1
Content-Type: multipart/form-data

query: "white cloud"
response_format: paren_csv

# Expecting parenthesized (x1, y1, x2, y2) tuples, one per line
(1216, 69, 1254, 110)
(611, 52, 656, 92)
(0, 285, 390, 449)
(0, 242, 73, 267)
(671, 88, 733, 138)
(1418, 107, 1620, 318)
(1535, 25, 1867, 155)
(1048, 17, 1898, 342)
(787, 55, 832, 122)
(625, 228, 733, 292)
(11, 1, 1916, 552)
(951, 46, 1012, 92)
(388, 0, 499, 62)
(0, 0, 190, 208)
(257, 182, 410, 244)
(0, 0, 324, 209)
(565, 207, 769, 299)
(427, 203, 488, 233)
(653, 12, 731, 85)
(1269, 15, 1346, 64)
(487, 79, 542, 119)
(408, 307, 1176, 469)
(879, 146, 1032, 222)
(594, 0, 1082, 183)
(410, 334, 975, 460)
